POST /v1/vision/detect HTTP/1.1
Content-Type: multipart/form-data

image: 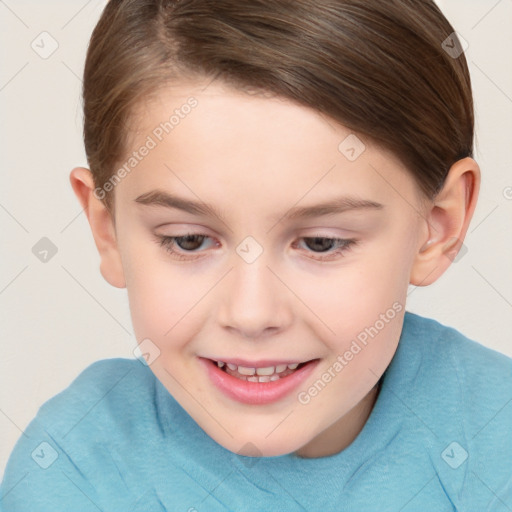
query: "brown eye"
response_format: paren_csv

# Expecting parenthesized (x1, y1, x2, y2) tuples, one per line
(173, 234, 206, 251)
(302, 237, 337, 253)
(156, 233, 357, 263)
(293, 237, 357, 261)
(155, 233, 215, 261)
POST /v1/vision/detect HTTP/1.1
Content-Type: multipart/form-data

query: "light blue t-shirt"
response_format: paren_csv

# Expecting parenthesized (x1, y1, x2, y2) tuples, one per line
(1, 311, 511, 511)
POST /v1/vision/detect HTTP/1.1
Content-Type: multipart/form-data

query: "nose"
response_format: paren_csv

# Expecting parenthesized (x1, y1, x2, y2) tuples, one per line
(218, 255, 292, 340)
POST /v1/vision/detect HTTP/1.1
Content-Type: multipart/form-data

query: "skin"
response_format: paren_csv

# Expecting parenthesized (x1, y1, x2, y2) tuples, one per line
(70, 80, 480, 458)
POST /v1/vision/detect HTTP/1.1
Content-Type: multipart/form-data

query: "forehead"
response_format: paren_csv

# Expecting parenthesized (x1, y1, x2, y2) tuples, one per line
(133, 79, 342, 146)
(118, 80, 421, 212)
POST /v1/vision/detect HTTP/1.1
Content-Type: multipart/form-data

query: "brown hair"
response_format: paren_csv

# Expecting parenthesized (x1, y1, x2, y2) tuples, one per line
(82, 0, 474, 215)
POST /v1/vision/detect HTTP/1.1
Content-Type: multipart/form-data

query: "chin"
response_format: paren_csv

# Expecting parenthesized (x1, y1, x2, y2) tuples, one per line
(219, 435, 299, 458)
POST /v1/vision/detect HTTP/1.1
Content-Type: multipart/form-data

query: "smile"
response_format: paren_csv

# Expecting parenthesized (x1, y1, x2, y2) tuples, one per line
(199, 357, 320, 405)
(214, 360, 309, 382)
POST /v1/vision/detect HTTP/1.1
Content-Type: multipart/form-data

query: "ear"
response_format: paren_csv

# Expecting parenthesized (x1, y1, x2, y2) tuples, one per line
(410, 157, 480, 286)
(69, 167, 126, 288)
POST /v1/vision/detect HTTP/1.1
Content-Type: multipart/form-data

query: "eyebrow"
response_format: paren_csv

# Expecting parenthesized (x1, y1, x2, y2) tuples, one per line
(134, 190, 384, 223)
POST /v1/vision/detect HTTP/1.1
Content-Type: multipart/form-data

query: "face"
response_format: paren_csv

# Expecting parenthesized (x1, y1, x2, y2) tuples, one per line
(111, 80, 429, 458)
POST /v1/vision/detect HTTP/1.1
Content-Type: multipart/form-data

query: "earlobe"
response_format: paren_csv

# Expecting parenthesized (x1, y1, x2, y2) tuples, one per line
(69, 167, 126, 289)
(410, 157, 480, 286)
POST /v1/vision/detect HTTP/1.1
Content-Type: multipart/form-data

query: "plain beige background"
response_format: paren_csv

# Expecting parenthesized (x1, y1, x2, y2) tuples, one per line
(1, 0, 511, 479)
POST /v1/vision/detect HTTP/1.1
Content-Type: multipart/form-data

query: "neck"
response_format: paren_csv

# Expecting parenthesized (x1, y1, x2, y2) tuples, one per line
(294, 379, 382, 459)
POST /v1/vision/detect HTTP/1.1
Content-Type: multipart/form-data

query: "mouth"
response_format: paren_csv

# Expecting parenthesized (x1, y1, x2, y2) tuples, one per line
(200, 356, 320, 405)
(210, 358, 316, 383)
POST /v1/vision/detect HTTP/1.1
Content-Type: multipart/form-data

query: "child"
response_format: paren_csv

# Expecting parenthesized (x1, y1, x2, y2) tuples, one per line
(2, 0, 511, 510)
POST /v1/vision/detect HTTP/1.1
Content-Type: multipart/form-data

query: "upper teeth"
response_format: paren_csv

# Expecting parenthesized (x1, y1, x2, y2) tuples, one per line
(217, 361, 300, 375)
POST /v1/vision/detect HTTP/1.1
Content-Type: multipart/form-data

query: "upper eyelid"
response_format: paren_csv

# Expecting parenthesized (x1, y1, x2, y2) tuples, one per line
(154, 226, 359, 237)
(158, 233, 351, 242)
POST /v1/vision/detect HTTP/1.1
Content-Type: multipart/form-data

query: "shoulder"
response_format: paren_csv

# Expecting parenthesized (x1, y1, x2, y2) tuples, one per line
(399, 312, 512, 505)
(59, 356, 148, 392)
(47, 357, 150, 399)
(0, 358, 157, 510)
(403, 311, 512, 385)
(402, 311, 512, 414)
(36, 357, 153, 428)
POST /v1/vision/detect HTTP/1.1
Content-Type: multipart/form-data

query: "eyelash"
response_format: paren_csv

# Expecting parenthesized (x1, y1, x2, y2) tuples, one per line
(154, 233, 358, 262)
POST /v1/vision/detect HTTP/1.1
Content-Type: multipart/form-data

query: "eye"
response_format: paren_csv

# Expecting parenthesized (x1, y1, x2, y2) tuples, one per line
(293, 237, 357, 261)
(155, 233, 214, 261)
(154, 234, 358, 262)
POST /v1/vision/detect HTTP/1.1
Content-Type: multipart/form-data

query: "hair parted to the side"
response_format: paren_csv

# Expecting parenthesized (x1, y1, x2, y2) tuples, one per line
(82, 0, 474, 215)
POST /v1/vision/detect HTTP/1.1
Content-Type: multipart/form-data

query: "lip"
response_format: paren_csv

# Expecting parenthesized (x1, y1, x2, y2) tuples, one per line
(199, 357, 320, 405)
(205, 357, 311, 368)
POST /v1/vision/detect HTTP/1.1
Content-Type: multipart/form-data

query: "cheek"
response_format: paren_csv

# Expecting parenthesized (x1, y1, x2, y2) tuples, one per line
(121, 241, 202, 350)
(334, 233, 412, 371)
(292, 246, 408, 334)
(359, 222, 417, 298)
(288, 234, 410, 374)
